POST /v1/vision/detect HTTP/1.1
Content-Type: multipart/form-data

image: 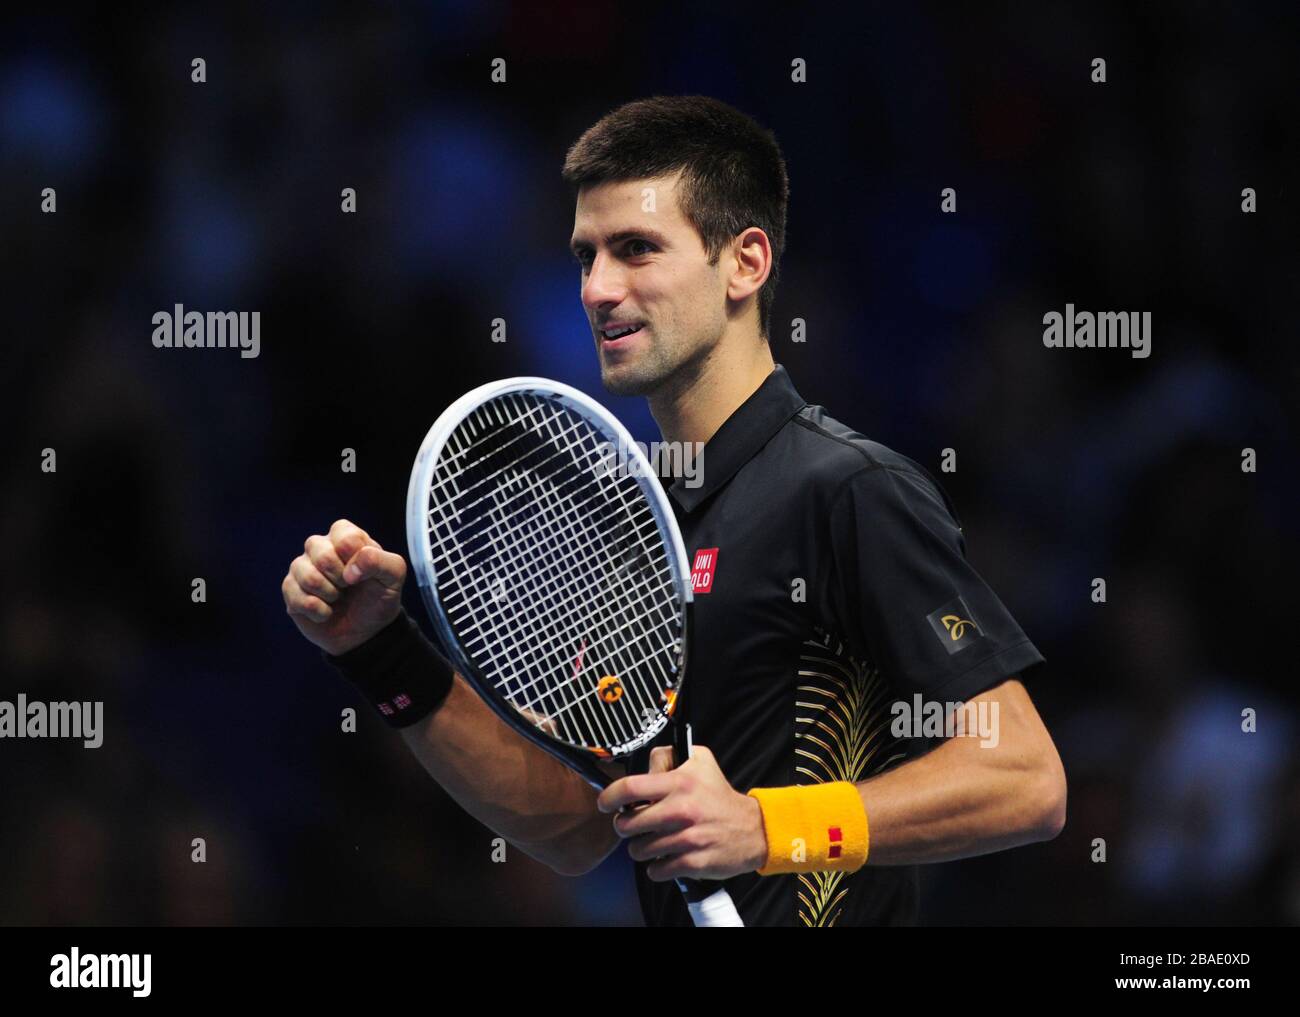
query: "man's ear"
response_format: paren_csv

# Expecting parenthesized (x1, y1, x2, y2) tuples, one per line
(727, 226, 772, 304)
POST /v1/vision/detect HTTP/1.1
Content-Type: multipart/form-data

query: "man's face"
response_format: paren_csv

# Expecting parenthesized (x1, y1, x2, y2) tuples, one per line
(570, 172, 729, 396)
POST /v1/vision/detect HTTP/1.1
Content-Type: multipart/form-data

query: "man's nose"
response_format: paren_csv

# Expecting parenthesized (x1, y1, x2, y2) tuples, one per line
(581, 253, 627, 310)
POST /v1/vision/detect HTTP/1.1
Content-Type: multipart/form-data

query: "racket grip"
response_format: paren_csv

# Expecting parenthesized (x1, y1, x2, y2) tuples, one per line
(673, 723, 745, 927)
(677, 879, 744, 927)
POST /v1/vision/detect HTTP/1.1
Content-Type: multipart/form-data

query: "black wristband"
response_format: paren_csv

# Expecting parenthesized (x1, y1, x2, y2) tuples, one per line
(323, 609, 453, 728)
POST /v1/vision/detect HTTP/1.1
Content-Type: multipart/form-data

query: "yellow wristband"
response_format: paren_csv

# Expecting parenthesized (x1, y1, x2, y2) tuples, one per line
(747, 782, 869, 875)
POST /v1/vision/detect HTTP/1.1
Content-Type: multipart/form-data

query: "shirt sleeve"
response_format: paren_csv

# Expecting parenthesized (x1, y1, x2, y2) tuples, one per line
(821, 464, 1044, 703)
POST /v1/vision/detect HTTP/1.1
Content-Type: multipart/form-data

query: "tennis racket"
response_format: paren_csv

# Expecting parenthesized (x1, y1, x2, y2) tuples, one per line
(405, 376, 743, 928)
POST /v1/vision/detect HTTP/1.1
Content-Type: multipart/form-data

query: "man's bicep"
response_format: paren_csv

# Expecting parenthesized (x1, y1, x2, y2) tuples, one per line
(965, 677, 1064, 766)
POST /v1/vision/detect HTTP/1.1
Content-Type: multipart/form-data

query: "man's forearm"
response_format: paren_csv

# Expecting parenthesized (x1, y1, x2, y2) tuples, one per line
(852, 742, 1050, 865)
(855, 694, 1067, 867)
(399, 672, 620, 875)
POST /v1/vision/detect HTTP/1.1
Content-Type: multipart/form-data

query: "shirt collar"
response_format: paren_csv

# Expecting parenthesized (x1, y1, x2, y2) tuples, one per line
(666, 363, 807, 513)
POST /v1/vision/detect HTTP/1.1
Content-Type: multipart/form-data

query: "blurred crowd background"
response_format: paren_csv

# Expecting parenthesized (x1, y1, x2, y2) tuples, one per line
(1, 3, 1296, 925)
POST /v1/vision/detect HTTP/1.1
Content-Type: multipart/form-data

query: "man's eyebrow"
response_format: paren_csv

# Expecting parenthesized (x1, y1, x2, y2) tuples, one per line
(569, 227, 670, 254)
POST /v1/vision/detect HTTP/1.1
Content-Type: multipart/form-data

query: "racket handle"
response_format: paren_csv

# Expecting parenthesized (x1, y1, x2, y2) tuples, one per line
(673, 723, 745, 927)
(678, 879, 745, 927)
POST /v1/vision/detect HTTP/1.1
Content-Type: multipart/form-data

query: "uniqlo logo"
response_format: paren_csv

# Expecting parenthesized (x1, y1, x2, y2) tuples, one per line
(690, 548, 719, 593)
(828, 826, 843, 859)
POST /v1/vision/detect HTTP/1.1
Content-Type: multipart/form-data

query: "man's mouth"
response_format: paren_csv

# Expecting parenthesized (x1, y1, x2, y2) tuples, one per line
(599, 322, 645, 342)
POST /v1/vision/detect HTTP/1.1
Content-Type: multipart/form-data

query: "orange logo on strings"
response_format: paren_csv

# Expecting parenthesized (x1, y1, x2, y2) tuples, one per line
(596, 676, 624, 704)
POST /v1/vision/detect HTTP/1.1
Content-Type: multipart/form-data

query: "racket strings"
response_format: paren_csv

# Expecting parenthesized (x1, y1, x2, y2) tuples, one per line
(427, 406, 594, 519)
(435, 403, 670, 705)
(480, 398, 677, 743)
(514, 397, 681, 737)
(436, 481, 660, 608)
(471, 466, 664, 745)
(426, 393, 684, 752)
(451, 429, 668, 748)
(428, 392, 585, 483)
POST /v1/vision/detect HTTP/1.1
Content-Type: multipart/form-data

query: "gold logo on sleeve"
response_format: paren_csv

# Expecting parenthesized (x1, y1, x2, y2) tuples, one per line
(941, 614, 977, 641)
(927, 597, 983, 654)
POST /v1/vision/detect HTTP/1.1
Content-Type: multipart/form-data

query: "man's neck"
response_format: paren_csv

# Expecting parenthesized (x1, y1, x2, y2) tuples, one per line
(647, 331, 776, 448)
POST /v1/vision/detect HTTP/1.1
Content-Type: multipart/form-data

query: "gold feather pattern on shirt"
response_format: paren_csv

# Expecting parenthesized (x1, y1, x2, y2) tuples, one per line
(793, 628, 907, 927)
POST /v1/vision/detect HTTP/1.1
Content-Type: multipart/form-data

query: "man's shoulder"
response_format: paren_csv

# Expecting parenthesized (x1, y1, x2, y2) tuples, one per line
(780, 403, 939, 497)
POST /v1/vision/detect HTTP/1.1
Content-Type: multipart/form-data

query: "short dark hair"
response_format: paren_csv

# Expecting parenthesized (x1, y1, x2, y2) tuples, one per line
(562, 95, 789, 339)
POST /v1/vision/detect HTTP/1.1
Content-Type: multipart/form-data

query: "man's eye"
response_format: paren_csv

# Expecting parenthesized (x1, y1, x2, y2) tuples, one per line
(627, 239, 652, 256)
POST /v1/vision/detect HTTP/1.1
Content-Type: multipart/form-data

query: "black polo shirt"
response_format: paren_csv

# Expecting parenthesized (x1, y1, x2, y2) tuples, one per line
(631, 363, 1045, 927)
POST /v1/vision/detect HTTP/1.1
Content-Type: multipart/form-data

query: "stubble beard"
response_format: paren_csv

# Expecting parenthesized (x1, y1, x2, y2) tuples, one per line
(600, 346, 673, 396)
(600, 326, 718, 399)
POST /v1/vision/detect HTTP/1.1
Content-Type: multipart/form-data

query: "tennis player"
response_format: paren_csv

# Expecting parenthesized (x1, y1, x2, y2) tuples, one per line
(282, 95, 1066, 926)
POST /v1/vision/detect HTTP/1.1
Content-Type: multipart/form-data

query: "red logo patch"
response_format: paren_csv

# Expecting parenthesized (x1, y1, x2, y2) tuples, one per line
(828, 826, 843, 859)
(690, 548, 719, 594)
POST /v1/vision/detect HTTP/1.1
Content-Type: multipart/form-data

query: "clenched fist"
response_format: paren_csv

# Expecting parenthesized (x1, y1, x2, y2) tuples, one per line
(282, 519, 407, 656)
